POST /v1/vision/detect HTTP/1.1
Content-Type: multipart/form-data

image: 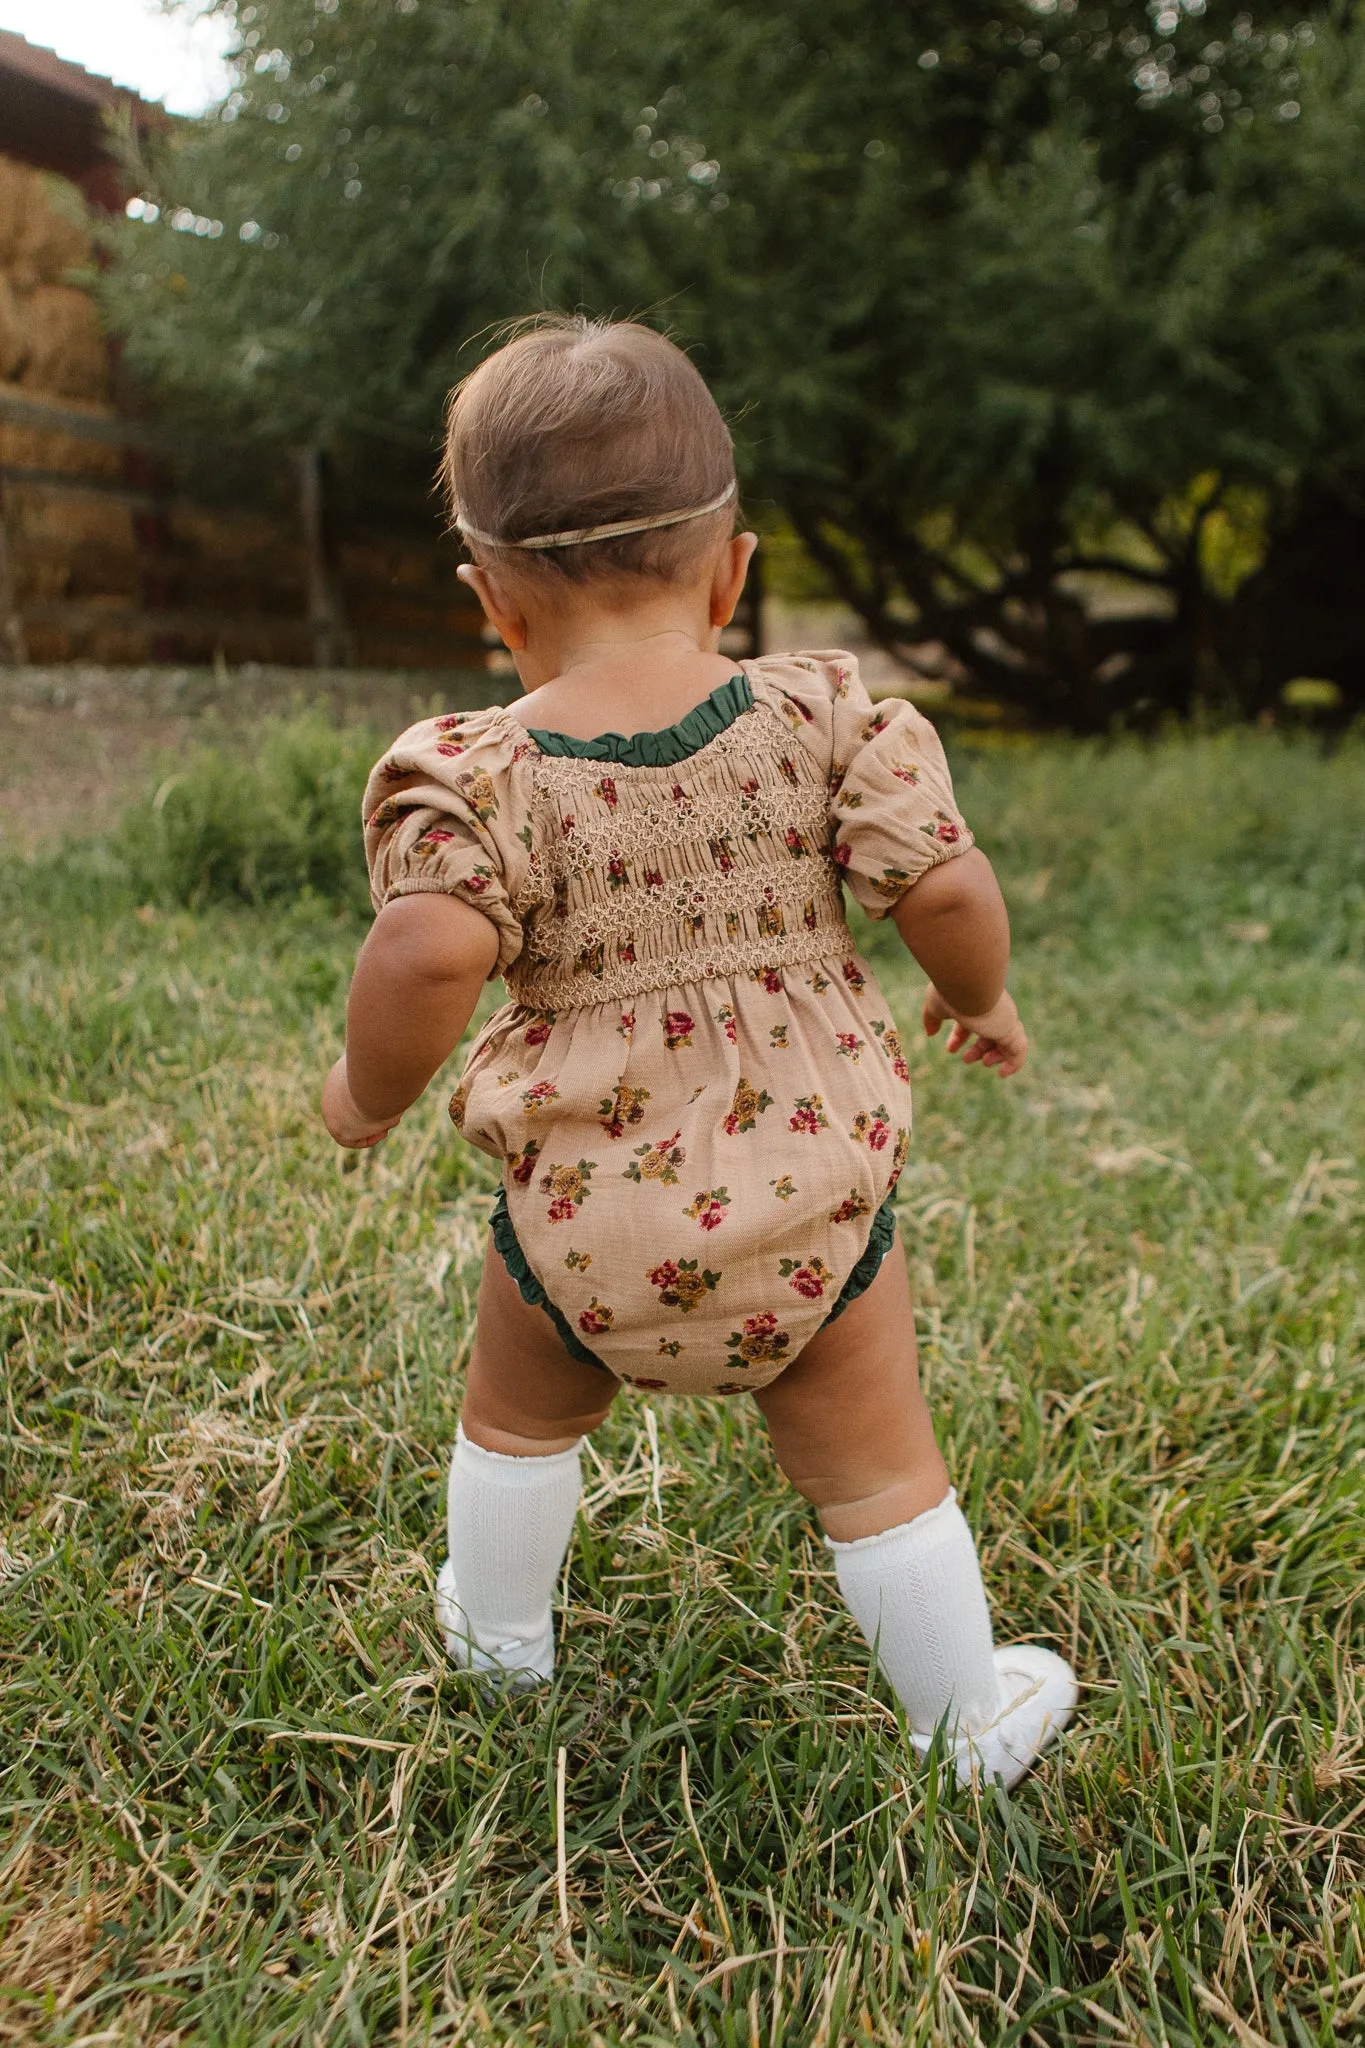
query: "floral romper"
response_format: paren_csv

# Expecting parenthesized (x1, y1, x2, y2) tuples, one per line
(363, 653, 972, 1396)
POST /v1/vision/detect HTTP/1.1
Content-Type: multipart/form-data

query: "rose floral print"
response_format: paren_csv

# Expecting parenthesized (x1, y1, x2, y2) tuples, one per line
(722, 1079, 773, 1136)
(539, 1159, 595, 1223)
(684, 1187, 731, 1232)
(597, 1083, 651, 1138)
(625, 1130, 687, 1186)
(664, 1010, 695, 1051)
(724, 1312, 791, 1374)
(649, 1258, 721, 1313)
(872, 1018, 910, 1082)
(851, 1105, 893, 1151)
(507, 1138, 542, 1186)
(790, 1094, 830, 1135)
(779, 1254, 836, 1300)
(361, 650, 971, 1393)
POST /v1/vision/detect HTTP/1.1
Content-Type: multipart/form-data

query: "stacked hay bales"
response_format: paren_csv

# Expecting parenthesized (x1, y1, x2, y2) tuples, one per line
(0, 153, 486, 670)
(0, 155, 108, 403)
(0, 153, 136, 661)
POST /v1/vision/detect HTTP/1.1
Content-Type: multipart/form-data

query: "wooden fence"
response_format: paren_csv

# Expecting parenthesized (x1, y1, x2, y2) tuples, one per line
(0, 385, 489, 670)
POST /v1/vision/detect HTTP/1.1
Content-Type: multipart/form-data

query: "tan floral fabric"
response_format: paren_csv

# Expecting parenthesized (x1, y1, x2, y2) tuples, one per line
(363, 653, 973, 1395)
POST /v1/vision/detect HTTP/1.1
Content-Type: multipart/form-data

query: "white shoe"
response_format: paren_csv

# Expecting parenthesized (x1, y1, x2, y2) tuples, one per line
(917, 1644, 1078, 1790)
(434, 1557, 555, 1689)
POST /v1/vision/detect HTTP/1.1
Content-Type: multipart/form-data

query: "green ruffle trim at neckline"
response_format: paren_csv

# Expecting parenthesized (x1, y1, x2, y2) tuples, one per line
(525, 672, 753, 767)
(489, 1183, 897, 1368)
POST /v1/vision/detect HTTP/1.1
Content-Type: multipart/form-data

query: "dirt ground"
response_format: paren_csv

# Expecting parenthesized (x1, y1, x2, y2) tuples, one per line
(0, 664, 501, 852)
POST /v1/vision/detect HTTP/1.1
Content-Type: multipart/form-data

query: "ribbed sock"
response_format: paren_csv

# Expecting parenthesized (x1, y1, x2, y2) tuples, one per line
(439, 1425, 582, 1678)
(828, 1489, 1002, 1741)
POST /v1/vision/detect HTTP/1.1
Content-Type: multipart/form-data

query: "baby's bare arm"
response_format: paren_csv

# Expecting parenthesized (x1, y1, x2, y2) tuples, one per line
(892, 848, 1008, 1013)
(891, 849, 1027, 1077)
(322, 894, 499, 1147)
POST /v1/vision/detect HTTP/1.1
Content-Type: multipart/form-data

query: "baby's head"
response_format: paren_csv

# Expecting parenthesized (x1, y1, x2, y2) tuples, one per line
(443, 317, 737, 591)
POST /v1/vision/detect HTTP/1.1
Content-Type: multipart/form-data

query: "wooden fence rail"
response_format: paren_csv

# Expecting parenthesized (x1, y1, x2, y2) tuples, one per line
(0, 384, 488, 670)
(0, 387, 170, 449)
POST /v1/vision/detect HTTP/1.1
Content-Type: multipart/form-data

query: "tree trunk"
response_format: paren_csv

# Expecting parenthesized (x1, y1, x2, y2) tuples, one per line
(296, 445, 348, 669)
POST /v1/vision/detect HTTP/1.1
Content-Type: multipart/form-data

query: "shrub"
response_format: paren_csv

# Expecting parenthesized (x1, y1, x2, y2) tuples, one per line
(112, 716, 382, 913)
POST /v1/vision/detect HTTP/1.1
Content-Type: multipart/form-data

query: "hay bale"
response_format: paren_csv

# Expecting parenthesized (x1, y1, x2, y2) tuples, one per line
(0, 155, 34, 270)
(14, 492, 130, 554)
(22, 622, 73, 662)
(3, 166, 91, 288)
(16, 285, 108, 402)
(0, 274, 26, 379)
(13, 546, 69, 602)
(89, 620, 158, 664)
(170, 504, 264, 559)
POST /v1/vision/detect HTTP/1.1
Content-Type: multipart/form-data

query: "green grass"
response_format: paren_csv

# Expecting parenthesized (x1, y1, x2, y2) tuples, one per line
(2, 724, 1363, 2046)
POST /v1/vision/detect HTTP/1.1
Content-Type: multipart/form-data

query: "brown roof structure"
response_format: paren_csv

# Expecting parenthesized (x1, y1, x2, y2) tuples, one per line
(0, 29, 168, 211)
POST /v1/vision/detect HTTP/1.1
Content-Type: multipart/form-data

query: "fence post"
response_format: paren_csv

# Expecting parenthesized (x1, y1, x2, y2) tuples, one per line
(0, 477, 28, 663)
(296, 443, 347, 667)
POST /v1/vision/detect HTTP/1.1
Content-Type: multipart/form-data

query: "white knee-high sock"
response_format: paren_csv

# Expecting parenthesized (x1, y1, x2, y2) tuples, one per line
(828, 1489, 1002, 1742)
(439, 1425, 582, 1679)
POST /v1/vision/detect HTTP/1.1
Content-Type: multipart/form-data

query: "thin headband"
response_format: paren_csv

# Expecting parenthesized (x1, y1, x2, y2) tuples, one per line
(457, 480, 736, 551)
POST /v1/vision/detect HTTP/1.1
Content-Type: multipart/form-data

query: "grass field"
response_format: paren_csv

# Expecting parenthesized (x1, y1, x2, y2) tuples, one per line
(2, 721, 1363, 2046)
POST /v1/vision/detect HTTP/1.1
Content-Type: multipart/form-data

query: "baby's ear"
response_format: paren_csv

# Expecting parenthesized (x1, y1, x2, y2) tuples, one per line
(709, 531, 759, 627)
(458, 562, 527, 650)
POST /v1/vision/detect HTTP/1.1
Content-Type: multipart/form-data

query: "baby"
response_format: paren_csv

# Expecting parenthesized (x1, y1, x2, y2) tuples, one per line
(323, 317, 1076, 1788)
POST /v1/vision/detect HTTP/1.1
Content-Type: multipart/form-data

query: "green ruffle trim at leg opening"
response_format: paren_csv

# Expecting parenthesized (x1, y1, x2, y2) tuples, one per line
(821, 1193, 899, 1328)
(489, 1188, 612, 1373)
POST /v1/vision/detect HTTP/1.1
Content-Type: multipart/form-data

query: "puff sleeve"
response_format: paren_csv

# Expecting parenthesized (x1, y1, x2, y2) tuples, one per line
(361, 710, 531, 976)
(826, 659, 974, 917)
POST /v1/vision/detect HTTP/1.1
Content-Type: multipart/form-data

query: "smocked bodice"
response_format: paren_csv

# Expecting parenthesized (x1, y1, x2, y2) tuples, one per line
(362, 654, 972, 1016)
(504, 682, 852, 1011)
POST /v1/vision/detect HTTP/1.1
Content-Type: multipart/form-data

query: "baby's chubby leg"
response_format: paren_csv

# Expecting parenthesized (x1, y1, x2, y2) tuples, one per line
(754, 1241, 949, 1542)
(755, 1242, 1075, 1788)
(462, 1241, 619, 1454)
(437, 1244, 619, 1684)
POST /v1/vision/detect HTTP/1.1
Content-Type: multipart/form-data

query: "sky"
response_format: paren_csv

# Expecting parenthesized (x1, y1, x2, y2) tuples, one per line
(0, 0, 235, 114)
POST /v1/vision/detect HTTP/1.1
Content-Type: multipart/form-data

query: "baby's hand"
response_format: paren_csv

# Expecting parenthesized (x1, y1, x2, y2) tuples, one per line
(922, 987, 1028, 1077)
(322, 1056, 403, 1149)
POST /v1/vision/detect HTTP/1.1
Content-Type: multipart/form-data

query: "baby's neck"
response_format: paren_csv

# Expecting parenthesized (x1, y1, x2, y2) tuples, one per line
(508, 623, 740, 742)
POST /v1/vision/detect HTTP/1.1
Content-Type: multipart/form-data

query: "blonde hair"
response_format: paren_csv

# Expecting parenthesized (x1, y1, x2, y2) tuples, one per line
(442, 317, 737, 583)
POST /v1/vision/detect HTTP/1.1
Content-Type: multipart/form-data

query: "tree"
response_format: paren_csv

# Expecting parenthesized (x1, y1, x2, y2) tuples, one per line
(104, 0, 645, 482)
(107, 1, 1365, 724)
(629, 0, 1365, 725)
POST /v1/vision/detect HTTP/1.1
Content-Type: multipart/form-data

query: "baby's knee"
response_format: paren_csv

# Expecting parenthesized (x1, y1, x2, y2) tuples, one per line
(798, 1471, 952, 1545)
(460, 1401, 613, 1458)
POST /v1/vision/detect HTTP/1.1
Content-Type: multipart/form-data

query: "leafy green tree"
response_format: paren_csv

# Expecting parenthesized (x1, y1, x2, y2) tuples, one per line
(109, 1, 1365, 723)
(105, 0, 641, 473)
(634, 1, 1365, 724)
